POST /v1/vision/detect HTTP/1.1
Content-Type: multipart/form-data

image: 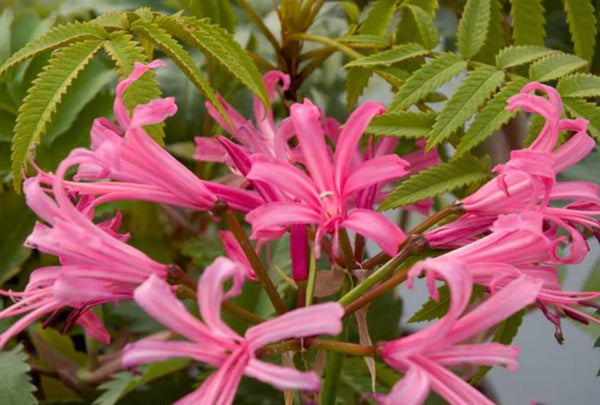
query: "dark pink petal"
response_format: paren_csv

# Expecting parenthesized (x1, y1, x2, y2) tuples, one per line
(75, 310, 110, 344)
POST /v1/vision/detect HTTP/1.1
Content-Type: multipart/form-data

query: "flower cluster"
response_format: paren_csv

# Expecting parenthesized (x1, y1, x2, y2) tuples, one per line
(1, 61, 599, 405)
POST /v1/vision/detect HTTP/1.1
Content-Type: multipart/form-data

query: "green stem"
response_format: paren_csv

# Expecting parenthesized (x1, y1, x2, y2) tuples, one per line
(235, 0, 281, 54)
(289, 32, 364, 59)
(256, 337, 374, 358)
(305, 245, 317, 306)
(213, 200, 288, 314)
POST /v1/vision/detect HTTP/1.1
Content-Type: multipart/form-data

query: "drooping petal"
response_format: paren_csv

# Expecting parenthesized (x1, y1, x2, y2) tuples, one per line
(133, 275, 228, 348)
(552, 128, 595, 172)
(245, 302, 344, 352)
(341, 209, 406, 256)
(245, 358, 320, 391)
(383, 366, 430, 405)
(246, 202, 321, 238)
(75, 310, 110, 343)
(198, 258, 246, 341)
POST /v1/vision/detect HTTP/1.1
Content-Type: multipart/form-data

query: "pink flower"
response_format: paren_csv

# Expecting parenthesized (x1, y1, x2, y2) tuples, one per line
(246, 100, 409, 257)
(122, 257, 344, 405)
(0, 176, 168, 348)
(379, 257, 542, 405)
(48, 60, 262, 213)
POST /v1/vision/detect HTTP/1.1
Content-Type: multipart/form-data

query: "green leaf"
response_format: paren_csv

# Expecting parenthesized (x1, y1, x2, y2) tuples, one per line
(403, 5, 440, 50)
(529, 53, 588, 82)
(0, 345, 37, 405)
(0, 21, 106, 80)
(455, 76, 529, 157)
(471, 309, 526, 384)
(130, 19, 225, 121)
(346, 67, 371, 110)
(0, 9, 13, 65)
(94, 358, 191, 405)
(510, 0, 545, 46)
(102, 31, 164, 144)
(403, 0, 438, 16)
(557, 73, 600, 98)
(390, 53, 467, 110)
(156, 15, 268, 107)
(563, 97, 600, 141)
(359, 0, 399, 37)
(470, 0, 506, 65)
(0, 191, 36, 285)
(380, 154, 491, 209)
(345, 43, 427, 68)
(457, 0, 491, 59)
(408, 284, 450, 322)
(367, 111, 436, 138)
(563, 0, 597, 61)
(496, 45, 560, 69)
(337, 35, 389, 47)
(11, 38, 103, 190)
(583, 255, 600, 292)
(428, 66, 504, 148)
(45, 59, 116, 144)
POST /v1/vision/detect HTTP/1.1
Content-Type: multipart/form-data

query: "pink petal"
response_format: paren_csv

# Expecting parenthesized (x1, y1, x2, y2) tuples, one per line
(193, 136, 227, 162)
(245, 302, 344, 352)
(133, 275, 226, 347)
(343, 155, 409, 196)
(552, 129, 595, 172)
(76, 310, 110, 344)
(122, 339, 226, 368)
(245, 358, 320, 391)
(333, 101, 385, 191)
(384, 366, 430, 405)
(246, 202, 321, 237)
(198, 257, 246, 341)
(291, 100, 334, 192)
(130, 97, 177, 128)
(429, 343, 520, 372)
(341, 209, 406, 256)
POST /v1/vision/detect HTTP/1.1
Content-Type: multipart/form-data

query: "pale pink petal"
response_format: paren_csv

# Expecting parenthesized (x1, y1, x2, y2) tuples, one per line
(445, 276, 542, 344)
(198, 349, 248, 405)
(133, 275, 227, 347)
(245, 302, 344, 351)
(429, 343, 520, 372)
(198, 257, 246, 341)
(130, 97, 177, 128)
(122, 339, 226, 368)
(245, 358, 320, 391)
(383, 366, 430, 405)
(341, 209, 406, 256)
(334, 101, 385, 191)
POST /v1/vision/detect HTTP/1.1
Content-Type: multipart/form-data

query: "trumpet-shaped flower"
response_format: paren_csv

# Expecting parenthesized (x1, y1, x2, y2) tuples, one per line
(0, 175, 168, 348)
(49, 60, 261, 213)
(246, 100, 409, 257)
(378, 257, 542, 405)
(122, 257, 344, 405)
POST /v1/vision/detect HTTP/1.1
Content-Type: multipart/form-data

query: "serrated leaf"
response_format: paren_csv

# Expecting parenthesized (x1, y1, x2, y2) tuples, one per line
(0, 345, 37, 405)
(529, 53, 588, 82)
(130, 20, 225, 121)
(380, 154, 491, 209)
(563, 0, 597, 61)
(428, 66, 504, 148)
(496, 45, 560, 69)
(455, 76, 529, 157)
(11, 39, 103, 190)
(367, 111, 436, 138)
(346, 67, 371, 110)
(345, 43, 427, 68)
(557, 73, 600, 98)
(0, 21, 106, 80)
(390, 53, 467, 110)
(156, 15, 268, 107)
(403, 5, 440, 50)
(471, 308, 526, 384)
(337, 35, 389, 46)
(403, 0, 438, 16)
(102, 31, 164, 143)
(94, 358, 190, 405)
(359, 0, 398, 37)
(457, 0, 491, 59)
(563, 98, 600, 141)
(471, 0, 506, 65)
(510, 0, 545, 46)
(408, 284, 451, 322)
